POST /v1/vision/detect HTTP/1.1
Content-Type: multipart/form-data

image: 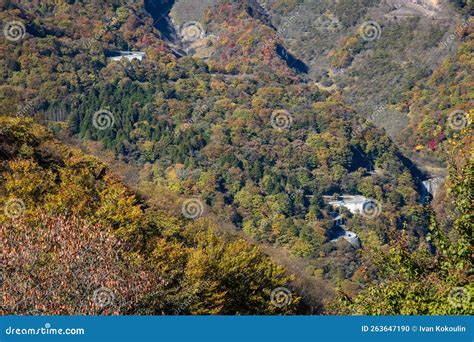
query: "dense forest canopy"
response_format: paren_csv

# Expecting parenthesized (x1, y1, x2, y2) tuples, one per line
(0, 0, 472, 315)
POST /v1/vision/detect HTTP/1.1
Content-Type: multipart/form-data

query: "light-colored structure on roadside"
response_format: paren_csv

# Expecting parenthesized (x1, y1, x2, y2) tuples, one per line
(108, 51, 146, 62)
(339, 231, 360, 248)
(327, 195, 372, 214)
(329, 225, 361, 248)
(329, 210, 361, 248)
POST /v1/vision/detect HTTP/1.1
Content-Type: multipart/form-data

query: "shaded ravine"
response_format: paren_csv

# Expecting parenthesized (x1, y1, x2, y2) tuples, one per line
(144, 0, 178, 42)
(144, 0, 310, 74)
(276, 44, 309, 74)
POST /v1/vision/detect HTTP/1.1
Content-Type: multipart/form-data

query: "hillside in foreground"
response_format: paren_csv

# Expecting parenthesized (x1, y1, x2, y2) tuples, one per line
(0, 116, 301, 315)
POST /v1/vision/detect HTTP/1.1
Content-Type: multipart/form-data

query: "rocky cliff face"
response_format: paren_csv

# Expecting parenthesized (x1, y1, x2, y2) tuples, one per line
(152, 0, 277, 60)
(386, 0, 445, 18)
(144, 0, 178, 41)
(169, 0, 218, 24)
(263, 0, 459, 142)
(144, 0, 218, 58)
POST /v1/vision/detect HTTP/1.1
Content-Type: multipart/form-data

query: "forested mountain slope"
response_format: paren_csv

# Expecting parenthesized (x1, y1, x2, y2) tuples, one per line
(398, 19, 473, 165)
(258, 1, 461, 131)
(331, 128, 473, 315)
(0, 116, 300, 315)
(0, 0, 472, 315)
